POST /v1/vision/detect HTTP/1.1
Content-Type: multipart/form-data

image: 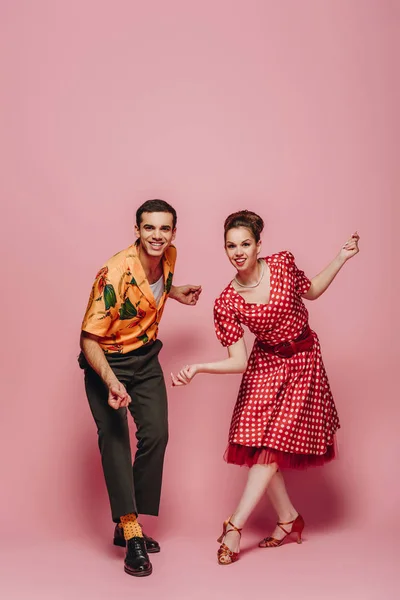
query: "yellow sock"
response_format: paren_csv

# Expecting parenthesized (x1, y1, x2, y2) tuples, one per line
(120, 513, 143, 540)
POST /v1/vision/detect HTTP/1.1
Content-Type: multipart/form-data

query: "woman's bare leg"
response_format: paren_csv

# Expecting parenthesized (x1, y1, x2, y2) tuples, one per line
(265, 470, 299, 540)
(222, 463, 278, 553)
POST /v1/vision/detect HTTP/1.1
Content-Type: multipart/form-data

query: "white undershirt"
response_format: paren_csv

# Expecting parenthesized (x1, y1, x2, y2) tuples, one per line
(150, 274, 164, 306)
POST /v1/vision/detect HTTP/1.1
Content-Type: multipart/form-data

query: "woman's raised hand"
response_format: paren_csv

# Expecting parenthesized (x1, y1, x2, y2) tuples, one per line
(171, 364, 198, 386)
(339, 232, 360, 262)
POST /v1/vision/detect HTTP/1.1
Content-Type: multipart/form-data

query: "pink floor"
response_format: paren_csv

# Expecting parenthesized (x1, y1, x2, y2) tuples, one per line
(1, 524, 396, 600)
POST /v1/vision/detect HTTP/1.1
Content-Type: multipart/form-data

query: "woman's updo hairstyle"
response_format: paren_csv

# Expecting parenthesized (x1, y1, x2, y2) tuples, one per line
(224, 210, 264, 243)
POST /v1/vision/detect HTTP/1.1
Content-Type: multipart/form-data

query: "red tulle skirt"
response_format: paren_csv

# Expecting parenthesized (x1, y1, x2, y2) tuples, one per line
(224, 440, 337, 469)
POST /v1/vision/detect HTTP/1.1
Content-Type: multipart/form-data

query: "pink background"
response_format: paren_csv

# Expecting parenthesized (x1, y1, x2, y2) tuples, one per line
(0, 1, 398, 598)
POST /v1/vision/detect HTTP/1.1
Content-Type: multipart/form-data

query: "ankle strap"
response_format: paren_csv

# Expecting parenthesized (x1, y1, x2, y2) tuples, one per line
(277, 517, 296, 526)
(276, 517, 297, 536)
(226, 520, 242, 536)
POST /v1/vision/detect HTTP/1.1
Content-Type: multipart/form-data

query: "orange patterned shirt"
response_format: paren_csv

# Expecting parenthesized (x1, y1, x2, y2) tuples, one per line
(82, 243, 176, 354)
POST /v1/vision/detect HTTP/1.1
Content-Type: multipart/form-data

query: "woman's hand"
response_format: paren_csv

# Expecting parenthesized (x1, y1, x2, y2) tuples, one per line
(339, 232, 360, 263)
(171, 364, 198, 386)
(303, 232, 361, 300)
(171, 339, 247, 385)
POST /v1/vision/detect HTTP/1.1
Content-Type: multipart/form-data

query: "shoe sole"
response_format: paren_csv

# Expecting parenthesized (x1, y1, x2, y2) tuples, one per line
(114, 539, 160, 553)
(124, 564, 153, 577)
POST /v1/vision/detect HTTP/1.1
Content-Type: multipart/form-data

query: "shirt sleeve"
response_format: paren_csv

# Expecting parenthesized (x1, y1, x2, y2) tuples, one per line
(283, 251, 312, 296)
(213, 297, 244, 347)
(163, 245, 177, 296)
(81, 265, 122, 337)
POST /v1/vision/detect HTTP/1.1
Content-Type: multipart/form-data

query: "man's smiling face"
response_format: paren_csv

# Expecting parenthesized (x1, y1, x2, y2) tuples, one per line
(135, 211, 176, 258)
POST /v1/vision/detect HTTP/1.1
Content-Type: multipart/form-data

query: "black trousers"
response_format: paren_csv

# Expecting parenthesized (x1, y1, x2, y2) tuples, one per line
(80, 340, 168, 522)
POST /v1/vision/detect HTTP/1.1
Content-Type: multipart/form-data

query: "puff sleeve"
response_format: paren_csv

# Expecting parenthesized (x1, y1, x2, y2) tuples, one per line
(214, 297, 244, 347)
(282, 251, 312, 296)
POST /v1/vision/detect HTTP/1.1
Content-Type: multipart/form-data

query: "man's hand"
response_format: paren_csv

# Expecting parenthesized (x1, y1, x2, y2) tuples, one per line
(80, 333, 131, 409)
(169, 284, 202, 306)
(108, 379, 131, 410)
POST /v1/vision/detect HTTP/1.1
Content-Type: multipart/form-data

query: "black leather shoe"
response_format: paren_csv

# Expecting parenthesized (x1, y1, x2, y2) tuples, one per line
(113, 524, 161, 553)
(142, 531, 161, 553)
(124, 537, 152, 577)
(113, 524, 126, 548)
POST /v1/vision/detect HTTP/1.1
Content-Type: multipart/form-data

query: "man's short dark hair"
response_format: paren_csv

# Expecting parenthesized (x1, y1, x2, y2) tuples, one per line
(136, 199, 177, 229)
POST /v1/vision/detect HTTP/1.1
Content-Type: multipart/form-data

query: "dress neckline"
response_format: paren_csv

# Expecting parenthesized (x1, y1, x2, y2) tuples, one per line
(228, 257, 272, 307)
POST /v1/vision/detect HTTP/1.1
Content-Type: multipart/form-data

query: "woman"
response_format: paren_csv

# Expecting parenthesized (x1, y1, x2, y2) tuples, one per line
(171, 211, 359, 565)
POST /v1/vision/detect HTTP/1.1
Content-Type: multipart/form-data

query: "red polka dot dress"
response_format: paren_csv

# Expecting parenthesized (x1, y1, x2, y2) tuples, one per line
(214, 251, 339, 469)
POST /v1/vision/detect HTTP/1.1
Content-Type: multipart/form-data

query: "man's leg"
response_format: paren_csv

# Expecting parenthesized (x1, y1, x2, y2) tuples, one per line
(84, 365, 137, 522)
(83, 354, 153, 577)
(127, 340, 169, 517)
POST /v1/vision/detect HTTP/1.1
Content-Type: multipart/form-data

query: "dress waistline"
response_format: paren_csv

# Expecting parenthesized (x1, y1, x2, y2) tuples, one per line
(256, 325, 314, 359)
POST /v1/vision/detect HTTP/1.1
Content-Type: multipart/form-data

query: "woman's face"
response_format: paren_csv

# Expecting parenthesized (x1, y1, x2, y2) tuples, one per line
(225, 227, 261, 271)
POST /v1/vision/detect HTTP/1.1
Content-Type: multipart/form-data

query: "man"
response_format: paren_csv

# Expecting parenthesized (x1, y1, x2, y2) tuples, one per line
(79, 199, 201, 577)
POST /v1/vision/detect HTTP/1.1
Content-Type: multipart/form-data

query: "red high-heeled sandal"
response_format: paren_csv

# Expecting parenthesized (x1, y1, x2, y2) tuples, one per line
(217, 518, 242, 565)
(259, 514, 305, 548)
